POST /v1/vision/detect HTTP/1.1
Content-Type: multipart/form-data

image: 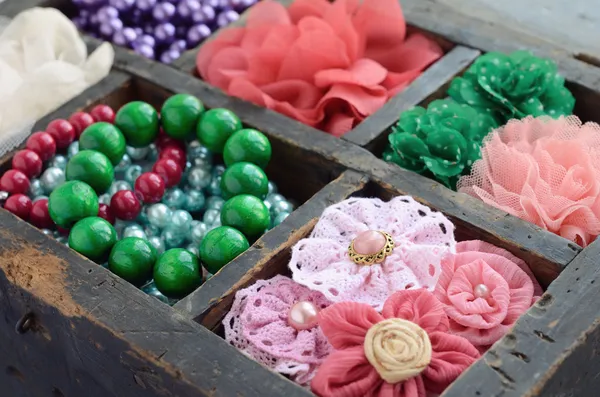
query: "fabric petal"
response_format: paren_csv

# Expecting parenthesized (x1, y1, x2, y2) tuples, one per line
(381, 289, 449, 333)
(318, 302, 383, 349)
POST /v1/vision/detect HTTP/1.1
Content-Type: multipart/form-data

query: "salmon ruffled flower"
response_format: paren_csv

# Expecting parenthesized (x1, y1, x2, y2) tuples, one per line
(196, 0, 443, 136)
(434, 241, 542, 350)
(311, 289, 480, 397)
(458, 116, 600, 247)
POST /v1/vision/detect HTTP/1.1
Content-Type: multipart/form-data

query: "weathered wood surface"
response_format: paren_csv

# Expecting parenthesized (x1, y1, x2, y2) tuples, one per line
(441, 236, 600, 397)
(0, 210, 313, 397)
(175, 170, 369, 330)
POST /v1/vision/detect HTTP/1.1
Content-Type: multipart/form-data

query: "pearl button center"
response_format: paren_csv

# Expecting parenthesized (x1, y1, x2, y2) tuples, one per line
(352, 230, 387, 255)
(474, 284, 490, 299)
(288, 301, 319, 331)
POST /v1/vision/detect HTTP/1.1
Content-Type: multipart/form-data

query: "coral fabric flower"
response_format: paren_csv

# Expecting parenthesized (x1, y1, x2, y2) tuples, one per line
(458, 116, 600, 247)
(223, 275, 332, 384)
(289, 197, 456, 310)
(434, 241, 542, 349)
(196, 0, 443, 136)
(447, 51, 574, 125)
(383, 98, 497, 189)
(311, 289, 480, 397)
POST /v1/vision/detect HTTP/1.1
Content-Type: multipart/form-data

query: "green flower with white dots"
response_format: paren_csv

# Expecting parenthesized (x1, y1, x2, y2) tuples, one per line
(447, 50, 575, 125)
(383, 98, 497, 190)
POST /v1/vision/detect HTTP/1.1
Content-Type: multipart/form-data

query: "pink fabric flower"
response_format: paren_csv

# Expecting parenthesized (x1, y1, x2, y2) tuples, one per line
(289, 197, 456, 310)
(311, 289, 480, 397)
(223, 275, 333, 384)
(196, 0, 443, 136)
(434, 240, 543, 349)
(458, 116, 600, 247)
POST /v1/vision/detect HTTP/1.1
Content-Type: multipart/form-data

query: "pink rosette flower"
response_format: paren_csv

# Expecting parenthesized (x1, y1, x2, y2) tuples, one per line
(289, 197, 456, 310)
(223, 275, 332, 384)
(434, 240, 543, 350)
(196, 0, 443, 136)
(458, 115, 600, 247)
(311, 289, 480, 397)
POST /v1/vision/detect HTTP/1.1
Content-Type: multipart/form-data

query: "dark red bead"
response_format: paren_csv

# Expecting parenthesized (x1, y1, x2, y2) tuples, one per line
(4, 194, 32, 220)
(152, 158, 182, 188)
(134, 172, 166, 203)
(159, 145, 186, 168)
(156, 129, 185, 150)
(26, 131, 56, 162)
(90, 105, 116, 123)
(57, 226, 70, 236)
(97, 203, 116, 225)
(12, 149, 43, 178)
(110, 190, 142, 220)
(69, 111, 95, 138)
(46, 119, 75, 149)
(1, 170, 30, 194)
(30, 199, 54, 229)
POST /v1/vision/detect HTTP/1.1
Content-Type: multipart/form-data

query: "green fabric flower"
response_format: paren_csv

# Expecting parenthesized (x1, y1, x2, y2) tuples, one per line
(447, 51, 575, 125)
(383, 99, 497, 189)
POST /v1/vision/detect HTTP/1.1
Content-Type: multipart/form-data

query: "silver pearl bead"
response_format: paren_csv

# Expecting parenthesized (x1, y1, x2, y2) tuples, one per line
(162, 188, 186, 209)
(67, 141, 79, 158)
(109, 180, 132, 197)
(49, 155, 68, 170)
(188, 221, 208, 244)
(148, 236, 165, 255)
(203, 208, 220, 225)
(212, 165, 226, 178)
(41, 229, 53, 236)
(28, 178, 44, 198)
(147, 203, 172, 229)
(185, 244, 199, 257)
(56, 236, 69, 245)
(126, 145, 150, 161)
(168, 210, 193, 233)
(98, 193, 111, 205)
(271, 200, 294, 216)
(206, 176, 222, 196)
(162, 229, 185, 249)
(267, 181, 278, 196)
(206, 196, 225, 211)
(263, 199, 272, 211)
(142, 279, 177, 305)
(114, 154, 132, 173)
(147, 144, 159, 162)
(0, 191, 8, 206)
(187, 140, 212, 163)
(124, 165, 143, 186)
(184, 189, 205, 212)
(271, 212, 290, 228)
(144, 224, 161, 237)
(187, 166, 212, 189)
(40, 167, 65, 194)
(123, 224, 147, 239)
(266, 193, 286, 204)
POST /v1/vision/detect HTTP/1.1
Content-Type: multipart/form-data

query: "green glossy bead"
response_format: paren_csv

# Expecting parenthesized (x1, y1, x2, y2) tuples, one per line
(154, 248, 203, 298)
(109, 237, 157, 286)
(115, 101, 159, 147)
(221, 194, 270, 237)
(66, 150, 114, 194)
(220, 162, 269, 199)
(223, 129, 272, 169)
(199, 226, 249, 274)
(196, 108, 242, 153)
(79, 122, 126, 165)
(161, 94, 205, 140)
(68, 217, 117, 263)
(48, 181, 99, 229)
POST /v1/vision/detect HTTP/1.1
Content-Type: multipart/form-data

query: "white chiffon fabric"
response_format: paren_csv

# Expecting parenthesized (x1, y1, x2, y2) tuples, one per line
(0, 8, 114, 155)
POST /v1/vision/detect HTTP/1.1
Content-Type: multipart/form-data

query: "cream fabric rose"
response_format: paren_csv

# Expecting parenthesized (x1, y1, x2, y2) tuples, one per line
(0, 8, 114, 155)
(364, 318, 432, 384)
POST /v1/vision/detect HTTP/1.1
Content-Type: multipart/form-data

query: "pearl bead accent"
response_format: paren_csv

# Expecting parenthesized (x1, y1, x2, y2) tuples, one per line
(288, 301, 319, 331)
(353, 230, 387, 255)
(474, 284, 490, 299)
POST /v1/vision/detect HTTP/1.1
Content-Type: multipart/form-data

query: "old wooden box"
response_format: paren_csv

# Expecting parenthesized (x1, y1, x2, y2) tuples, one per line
(1, 1, 600, 397)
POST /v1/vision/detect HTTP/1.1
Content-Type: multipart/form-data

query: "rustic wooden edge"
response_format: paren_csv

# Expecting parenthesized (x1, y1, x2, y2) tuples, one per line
(174, 170, 369, 329)
(0, 209, 314, 397)
(106, 57, 580, 281)
(342, 46, 480, 148)
(440, 237, 600, 397)
(0, 70, 132, 173)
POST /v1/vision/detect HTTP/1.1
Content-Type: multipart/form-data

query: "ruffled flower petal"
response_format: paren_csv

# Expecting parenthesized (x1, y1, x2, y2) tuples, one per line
(223, 275, 332, 384)
(458, 116, 600, 247)
(289, 197, 456, 309)
(318, 302, 384, 349)
(381, 289, 449, 333)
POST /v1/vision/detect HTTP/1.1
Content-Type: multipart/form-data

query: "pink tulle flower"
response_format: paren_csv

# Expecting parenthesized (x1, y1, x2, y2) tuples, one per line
(458, 116, 600, 247)
(311, 289, 480, 397)
(196, 0, 443, 136)
(223, 275, 332, 384)
(289, 197, 456, 310)
(434, 241, 543, 349)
